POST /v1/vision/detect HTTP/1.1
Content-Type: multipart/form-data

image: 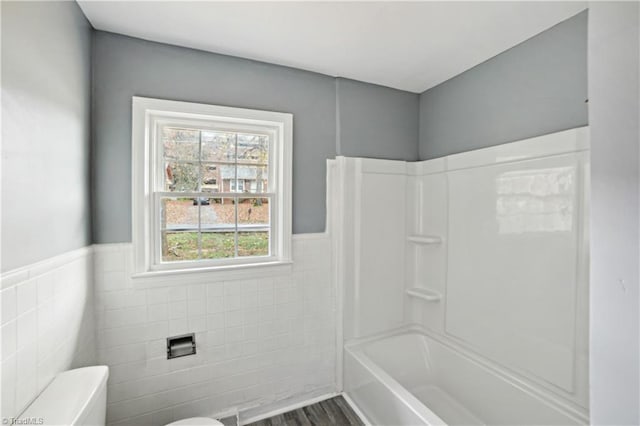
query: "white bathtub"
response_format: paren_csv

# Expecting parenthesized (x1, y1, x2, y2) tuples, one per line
(344, 329, 588, 426)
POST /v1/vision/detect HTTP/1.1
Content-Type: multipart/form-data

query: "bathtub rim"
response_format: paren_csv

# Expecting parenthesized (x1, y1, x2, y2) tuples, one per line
(344, 325, 589, 425)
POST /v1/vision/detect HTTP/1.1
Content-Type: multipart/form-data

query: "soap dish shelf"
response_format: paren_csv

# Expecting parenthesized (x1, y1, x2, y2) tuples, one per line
(407, 235, 442, 245)
(407, 287, 442, 302)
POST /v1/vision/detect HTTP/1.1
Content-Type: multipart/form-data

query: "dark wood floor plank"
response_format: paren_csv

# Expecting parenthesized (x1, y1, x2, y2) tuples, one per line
(269, 413, 286, 426)
(285, 409, 312, 426)
(318, 398, 351, 425)
(246, 396, 363, 426)
(302, 403, 327, 425)
(333, 396, 364, 426)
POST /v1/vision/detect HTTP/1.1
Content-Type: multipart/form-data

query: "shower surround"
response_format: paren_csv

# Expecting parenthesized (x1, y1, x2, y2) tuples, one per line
(332, 127, 590, 425)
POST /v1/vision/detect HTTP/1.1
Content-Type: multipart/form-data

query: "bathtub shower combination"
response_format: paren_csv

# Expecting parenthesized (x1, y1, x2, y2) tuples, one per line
(330, 127, 590, 425)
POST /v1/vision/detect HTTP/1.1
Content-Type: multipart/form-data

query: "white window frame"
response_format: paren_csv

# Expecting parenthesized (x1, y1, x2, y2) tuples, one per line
(132, 97, 292, 276)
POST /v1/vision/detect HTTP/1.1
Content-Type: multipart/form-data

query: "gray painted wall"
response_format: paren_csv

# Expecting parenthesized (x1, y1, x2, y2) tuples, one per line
(92, 32, 420, 243)
(92, 32, 336, 242)
(337, 78, 419, 161)
(419, 10, 588, 160)
(588, 2, 639, 424)
(1, 1, 92, 272)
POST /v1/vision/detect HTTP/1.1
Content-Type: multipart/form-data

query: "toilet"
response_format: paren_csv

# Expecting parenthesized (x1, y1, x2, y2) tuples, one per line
(19, 366, 109, 425)
(19, 366, 222, 426)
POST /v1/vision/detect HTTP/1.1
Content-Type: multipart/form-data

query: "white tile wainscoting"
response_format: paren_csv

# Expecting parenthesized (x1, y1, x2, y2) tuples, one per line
(94, 234, 337, 425)
(0, 247, 97, 420)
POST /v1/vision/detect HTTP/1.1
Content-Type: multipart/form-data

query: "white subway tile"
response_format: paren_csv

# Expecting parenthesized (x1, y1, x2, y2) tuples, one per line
(187, 298, 206, 317)
(244, 325, 258, 341)
(36, 274, 54, 307)
(206, 296, 224, 313)
(224, 310, 243, 328)
(168, 286, 187, 302)
(97, 271, 129, 292)
(169, 300, 187, 320)
(257, 277, 274, 291)
(16, 279, 36, 316)
(242, 292, 258, 309)
(223, 282, 243, 296)
(1, 286, 16, 325)
(145, 321, 169, 341)
(108, 394, 155, 423)
(169, 318, 188, 335)
(100, 290, 146, 310)
(187, 284, 206, 300)
(101, 324, 146, 348)
(147, 303, 169, 322)
(16, 346, 38, 412)
(206, 283, 224, 298)
(99, 342, 147, 366)
(258, 306, 275, 322)
(223, 293, 243, 311)
(146, 288, 169, 305)
(225, 326, 244, 344)
(16, 310, 36, 350)
(243, 309, 258, 325)
(171, 396, 214, 421)
(104, 306, 147, 329)
(204, 329, 225, 347)
(37, 324, 55, 363)
(206, 313, 224, 330)
(146, 339, 166, 359)
(2, 355, 17, 418)
(36, 349, 56, 393)
(152, 408, 175, 426)
(109, 357, 169, 384)
(188, 316, 207, 333)
(102, 251, 126, 272)
(258, 288, 274, 306)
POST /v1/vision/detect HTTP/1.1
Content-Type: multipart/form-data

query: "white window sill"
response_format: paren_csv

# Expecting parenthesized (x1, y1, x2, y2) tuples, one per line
(131, 260, 293, 287)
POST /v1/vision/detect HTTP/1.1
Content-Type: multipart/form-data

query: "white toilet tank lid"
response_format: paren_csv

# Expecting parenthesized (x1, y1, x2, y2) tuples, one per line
(19, 366, 109, 425)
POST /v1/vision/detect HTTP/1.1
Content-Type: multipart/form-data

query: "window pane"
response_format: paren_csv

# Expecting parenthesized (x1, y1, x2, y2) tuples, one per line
(237, 197, 269, 257)
(165, 162, 200, 192)
(238, 231, 269, 257)
(161, 197, 201, 262)
(201, 131, 235, 163)
(163, 127, 199, 161)
(237, 134, 268, 165)
(163, 231, 200, 262)
(218, 164, 237, 193)
(201, 198, 236, 259)
(238, 165, 268, 193)
(200, 164, 221, 194)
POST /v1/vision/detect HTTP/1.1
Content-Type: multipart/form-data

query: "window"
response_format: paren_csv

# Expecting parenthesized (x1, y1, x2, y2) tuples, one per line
(230, 179, 244, 192)
(132, 97, 292, 274)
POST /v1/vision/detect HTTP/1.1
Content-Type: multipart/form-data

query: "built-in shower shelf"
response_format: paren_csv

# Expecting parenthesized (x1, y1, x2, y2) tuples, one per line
(407, 235, 442, 245)
(407, 287, 442, 302)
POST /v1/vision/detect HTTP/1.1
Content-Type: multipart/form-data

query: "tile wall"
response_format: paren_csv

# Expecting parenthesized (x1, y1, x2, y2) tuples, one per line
(93, 235, 336, 425)
(1, 248, 97, 419)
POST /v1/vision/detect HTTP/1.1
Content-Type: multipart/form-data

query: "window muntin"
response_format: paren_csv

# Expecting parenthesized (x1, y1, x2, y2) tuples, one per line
(132, 97, 292, 274)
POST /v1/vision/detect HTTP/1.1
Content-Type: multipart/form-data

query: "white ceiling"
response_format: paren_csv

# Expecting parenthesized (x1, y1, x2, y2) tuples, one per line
(77, 1, 587, 93)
